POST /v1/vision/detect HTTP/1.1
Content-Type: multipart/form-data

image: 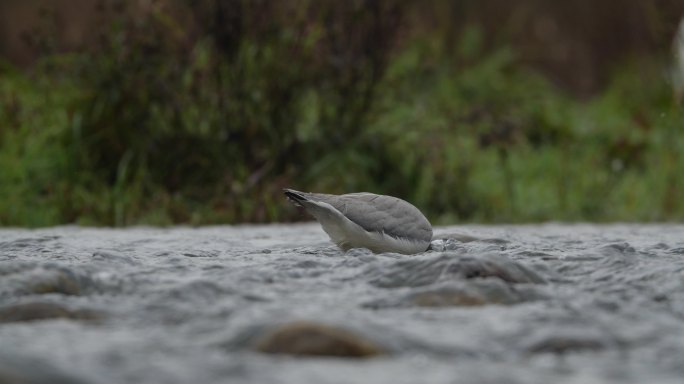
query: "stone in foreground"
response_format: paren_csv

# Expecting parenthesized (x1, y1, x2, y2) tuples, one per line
(253, 321, 385, 358)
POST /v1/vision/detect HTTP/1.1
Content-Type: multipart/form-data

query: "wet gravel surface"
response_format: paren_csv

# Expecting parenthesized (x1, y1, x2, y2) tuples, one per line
(1, 223, 684, 384)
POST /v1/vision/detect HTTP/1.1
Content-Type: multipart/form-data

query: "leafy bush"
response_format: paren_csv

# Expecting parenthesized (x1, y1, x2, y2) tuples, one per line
(0, 1, 682, 226)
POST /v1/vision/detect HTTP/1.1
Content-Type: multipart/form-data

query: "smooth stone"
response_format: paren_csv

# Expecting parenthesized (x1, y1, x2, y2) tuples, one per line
(0, 302, 102, 323)
(253, 321, 385, 358)
(25, 270, 84, 296)
(364, 280, 538, 308)
(407, 280, 529, 307)
(367, 253, 545, 288)
(1, 264, 98, 297)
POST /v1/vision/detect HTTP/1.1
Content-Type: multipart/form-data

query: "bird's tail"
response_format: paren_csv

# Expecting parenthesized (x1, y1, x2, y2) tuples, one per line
(283, 189, 308, 207)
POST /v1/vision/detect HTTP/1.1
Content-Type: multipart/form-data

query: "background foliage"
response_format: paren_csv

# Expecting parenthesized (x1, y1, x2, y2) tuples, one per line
(1, 0, 683, 226)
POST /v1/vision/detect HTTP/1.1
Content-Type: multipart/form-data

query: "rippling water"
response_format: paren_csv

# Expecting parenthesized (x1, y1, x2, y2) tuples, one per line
(2, 224, 684, 384)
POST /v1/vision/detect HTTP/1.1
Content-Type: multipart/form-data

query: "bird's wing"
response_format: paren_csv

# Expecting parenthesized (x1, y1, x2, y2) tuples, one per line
(306, 192, 432, 243)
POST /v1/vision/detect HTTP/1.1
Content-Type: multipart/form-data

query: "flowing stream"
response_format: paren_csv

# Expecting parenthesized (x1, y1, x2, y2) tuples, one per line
(1, 223, 684, 384)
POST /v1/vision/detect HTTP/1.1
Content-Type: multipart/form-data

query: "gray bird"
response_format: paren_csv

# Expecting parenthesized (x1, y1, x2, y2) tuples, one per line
(284, 189, 433, 254)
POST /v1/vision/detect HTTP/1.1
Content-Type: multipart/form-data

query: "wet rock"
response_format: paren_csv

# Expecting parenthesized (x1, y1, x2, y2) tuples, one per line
(409, 287, 491, 307)
(25, 270, 84, 296)
(0, 302, 102, 323)
(365, 280, 540, 308)
(366, 253, 545, 288)
(252, 321, 385, 358)
(0, 264, 96, 297)
(416, 281, 529, 307)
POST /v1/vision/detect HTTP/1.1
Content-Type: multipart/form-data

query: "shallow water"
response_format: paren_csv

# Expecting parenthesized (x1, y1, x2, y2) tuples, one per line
(1, 223, 684, 384)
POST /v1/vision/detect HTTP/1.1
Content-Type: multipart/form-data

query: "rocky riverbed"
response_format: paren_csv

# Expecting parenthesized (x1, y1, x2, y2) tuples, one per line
(1, 224, 684, 383)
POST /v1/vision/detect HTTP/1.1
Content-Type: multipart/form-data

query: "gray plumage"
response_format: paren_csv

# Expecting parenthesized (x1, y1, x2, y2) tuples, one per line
(284, 189, 433, 254)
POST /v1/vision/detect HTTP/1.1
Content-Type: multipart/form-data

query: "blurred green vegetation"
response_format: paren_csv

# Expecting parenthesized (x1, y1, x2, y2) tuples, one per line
(0, 1, 683, 226)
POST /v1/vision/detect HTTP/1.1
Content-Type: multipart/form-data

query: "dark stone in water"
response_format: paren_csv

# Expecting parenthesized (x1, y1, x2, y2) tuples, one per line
(0, 302, 101, 323)
(419, 281, 527, 307)
(253, 321, 385, 358)
(25, 270, 84, 296)
(364, 280, 541, 308)
(409, 287, 492, 307)
(1, 264, 97, 297)
(367, 253, 545, 288)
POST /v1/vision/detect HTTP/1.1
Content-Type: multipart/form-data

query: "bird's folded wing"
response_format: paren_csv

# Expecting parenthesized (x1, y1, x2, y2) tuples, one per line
(306, 192, 432, 243)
